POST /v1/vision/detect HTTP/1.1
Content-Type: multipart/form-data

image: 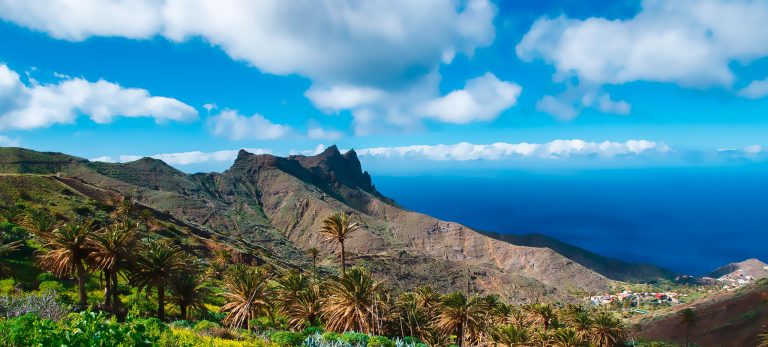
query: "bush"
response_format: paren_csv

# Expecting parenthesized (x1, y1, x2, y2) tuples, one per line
(0, 291, 69, 320)
(271, 331, 304, 346)
(36, 272, 57, 282)
(367, 335, 395, 347)
(38, 281, 64, 293)
(339, 331, 368, 345)
(0, 279, 15, 295)
(303, 325, 323, 336)
(193, 319, 221, 332)
(322, 331, 341, 342)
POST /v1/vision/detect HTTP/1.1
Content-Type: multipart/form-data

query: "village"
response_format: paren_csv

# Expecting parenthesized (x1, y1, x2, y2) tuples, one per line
(590, 290, 682, 309)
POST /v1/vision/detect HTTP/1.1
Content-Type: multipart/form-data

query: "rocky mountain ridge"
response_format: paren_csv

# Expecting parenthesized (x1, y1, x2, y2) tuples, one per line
(0, 146, 673, 302)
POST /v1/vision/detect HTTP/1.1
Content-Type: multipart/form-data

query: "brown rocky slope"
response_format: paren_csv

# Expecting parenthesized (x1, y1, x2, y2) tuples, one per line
(0, 146, 672, 301)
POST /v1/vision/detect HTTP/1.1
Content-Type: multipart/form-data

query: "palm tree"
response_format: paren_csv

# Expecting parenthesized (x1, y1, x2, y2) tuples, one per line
(0, 239, 22, 276)
(170, 273, 210, 320)
(318, 212, 359, 273)
(38, 221, 96, 307)
(678, 308, 697, 347)
(220, 265, 273, 329)
(436, 291, 481, 347)
(321, 266, 382, 334)
(529, 303, 557, 331)
(490, 324, 530, 346)
(282, 281, 323, 329)
(130, 240, 186, 321)
(565, 307, 592, 338)
(20, 209, 57, 236)
(307, 247, 320, 269)
(89, 221, 138, 311)
(590, 312, 627, 347)
(552, 328, 587, 347)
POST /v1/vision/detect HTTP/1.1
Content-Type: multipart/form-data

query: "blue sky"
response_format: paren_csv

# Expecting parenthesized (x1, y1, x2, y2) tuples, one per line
(1, 0, 767, 173)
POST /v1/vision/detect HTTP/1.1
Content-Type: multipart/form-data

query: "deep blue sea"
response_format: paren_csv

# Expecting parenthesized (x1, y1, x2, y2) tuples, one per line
(373, 166, 768, 275)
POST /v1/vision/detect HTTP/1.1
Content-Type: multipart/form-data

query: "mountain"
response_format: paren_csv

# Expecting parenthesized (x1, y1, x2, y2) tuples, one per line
(708, 258, 768, 281)
(0, 146, 672, 301)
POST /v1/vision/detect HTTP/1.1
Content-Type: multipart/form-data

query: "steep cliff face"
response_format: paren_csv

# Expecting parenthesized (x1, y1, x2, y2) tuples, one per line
(0, 146, 673, 301)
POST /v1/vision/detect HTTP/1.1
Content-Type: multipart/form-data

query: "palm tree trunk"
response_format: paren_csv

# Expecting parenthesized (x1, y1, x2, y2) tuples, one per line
(111, 270, 119, 312)
(76, 260, 88, 308)
(457, 323, 464, 347)
(104, 270, 112, 308)
(340, 239, 346, 273)
(157, 282, 166, 321)
(180, 304, 188, 321)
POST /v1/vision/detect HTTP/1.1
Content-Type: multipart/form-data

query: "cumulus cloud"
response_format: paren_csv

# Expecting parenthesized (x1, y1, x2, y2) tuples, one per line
(536, 95, 578, 120)
(739, 78, 768, 99)
(418, 73, 521, 124)
(0, 135, 19, 147)
(358, 139, 668, 161)
(518, 0, 768, 89)
(307, 126, 343, 141)
(208, 109, 291, 140)
(0, 0, 499, 130)
(92, 148, 272, 166)
(0, 64, 197, 130)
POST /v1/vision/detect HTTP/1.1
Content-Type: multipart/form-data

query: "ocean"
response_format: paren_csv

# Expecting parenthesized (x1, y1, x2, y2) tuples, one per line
(373, 165, 768, 275)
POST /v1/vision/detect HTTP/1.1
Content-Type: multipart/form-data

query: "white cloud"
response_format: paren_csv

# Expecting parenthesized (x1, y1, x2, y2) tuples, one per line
(0, 135, 19, 147)
(739, 78, 768, 99)
(418, 73, 521, 124)
(0, 0, 498, 130)
(581, 92, 631, 115)
(93, 148, 273, 166)
(536, 95, 578, 120)
(90, 155, 115, 163)
(289, 144, 327, 156)
(0, 64, 197, 130)
(208, 109, 291, 140)
(307, 126, 343, 141)
(517, 0, 768, 89)
(357, 139, 668, 161)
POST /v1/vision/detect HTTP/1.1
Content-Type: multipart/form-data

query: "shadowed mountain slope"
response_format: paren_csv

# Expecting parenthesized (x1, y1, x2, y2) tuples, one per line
(0, 146, 673, 301)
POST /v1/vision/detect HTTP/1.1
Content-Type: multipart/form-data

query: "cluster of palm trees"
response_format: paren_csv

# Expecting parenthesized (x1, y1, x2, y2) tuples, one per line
(1, 203, 630, 346)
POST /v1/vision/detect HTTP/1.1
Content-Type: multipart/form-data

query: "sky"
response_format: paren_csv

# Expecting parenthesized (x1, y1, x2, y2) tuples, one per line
(0, 0, 768, 173)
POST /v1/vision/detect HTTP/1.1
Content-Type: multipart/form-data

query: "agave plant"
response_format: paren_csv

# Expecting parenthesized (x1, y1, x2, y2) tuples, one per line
(38, 220, 96, 308)
(130, 239, 187, 320)
(219, 264, 273, 329)
(318, 212, 359, 273)
(322, 266, 382, 334)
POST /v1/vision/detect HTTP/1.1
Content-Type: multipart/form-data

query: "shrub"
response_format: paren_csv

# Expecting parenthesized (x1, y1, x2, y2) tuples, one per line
(0, 313, 63, 345)
(303, 325, 324, 336)
(38, 281, 64, 293)
(322, 331, 341, 342)
(339, 331, 368, 345)
(36, 272, 57, 282)
(0, 279, 15, 295)
(367, 335, 395, 347)
(193, 319, 221, 332)
(0, 291, 69, 320)
(271, 331, 304, 346)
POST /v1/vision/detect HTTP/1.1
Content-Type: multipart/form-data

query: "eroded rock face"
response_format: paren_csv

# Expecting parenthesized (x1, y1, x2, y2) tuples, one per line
(0, 147, 672, 301)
